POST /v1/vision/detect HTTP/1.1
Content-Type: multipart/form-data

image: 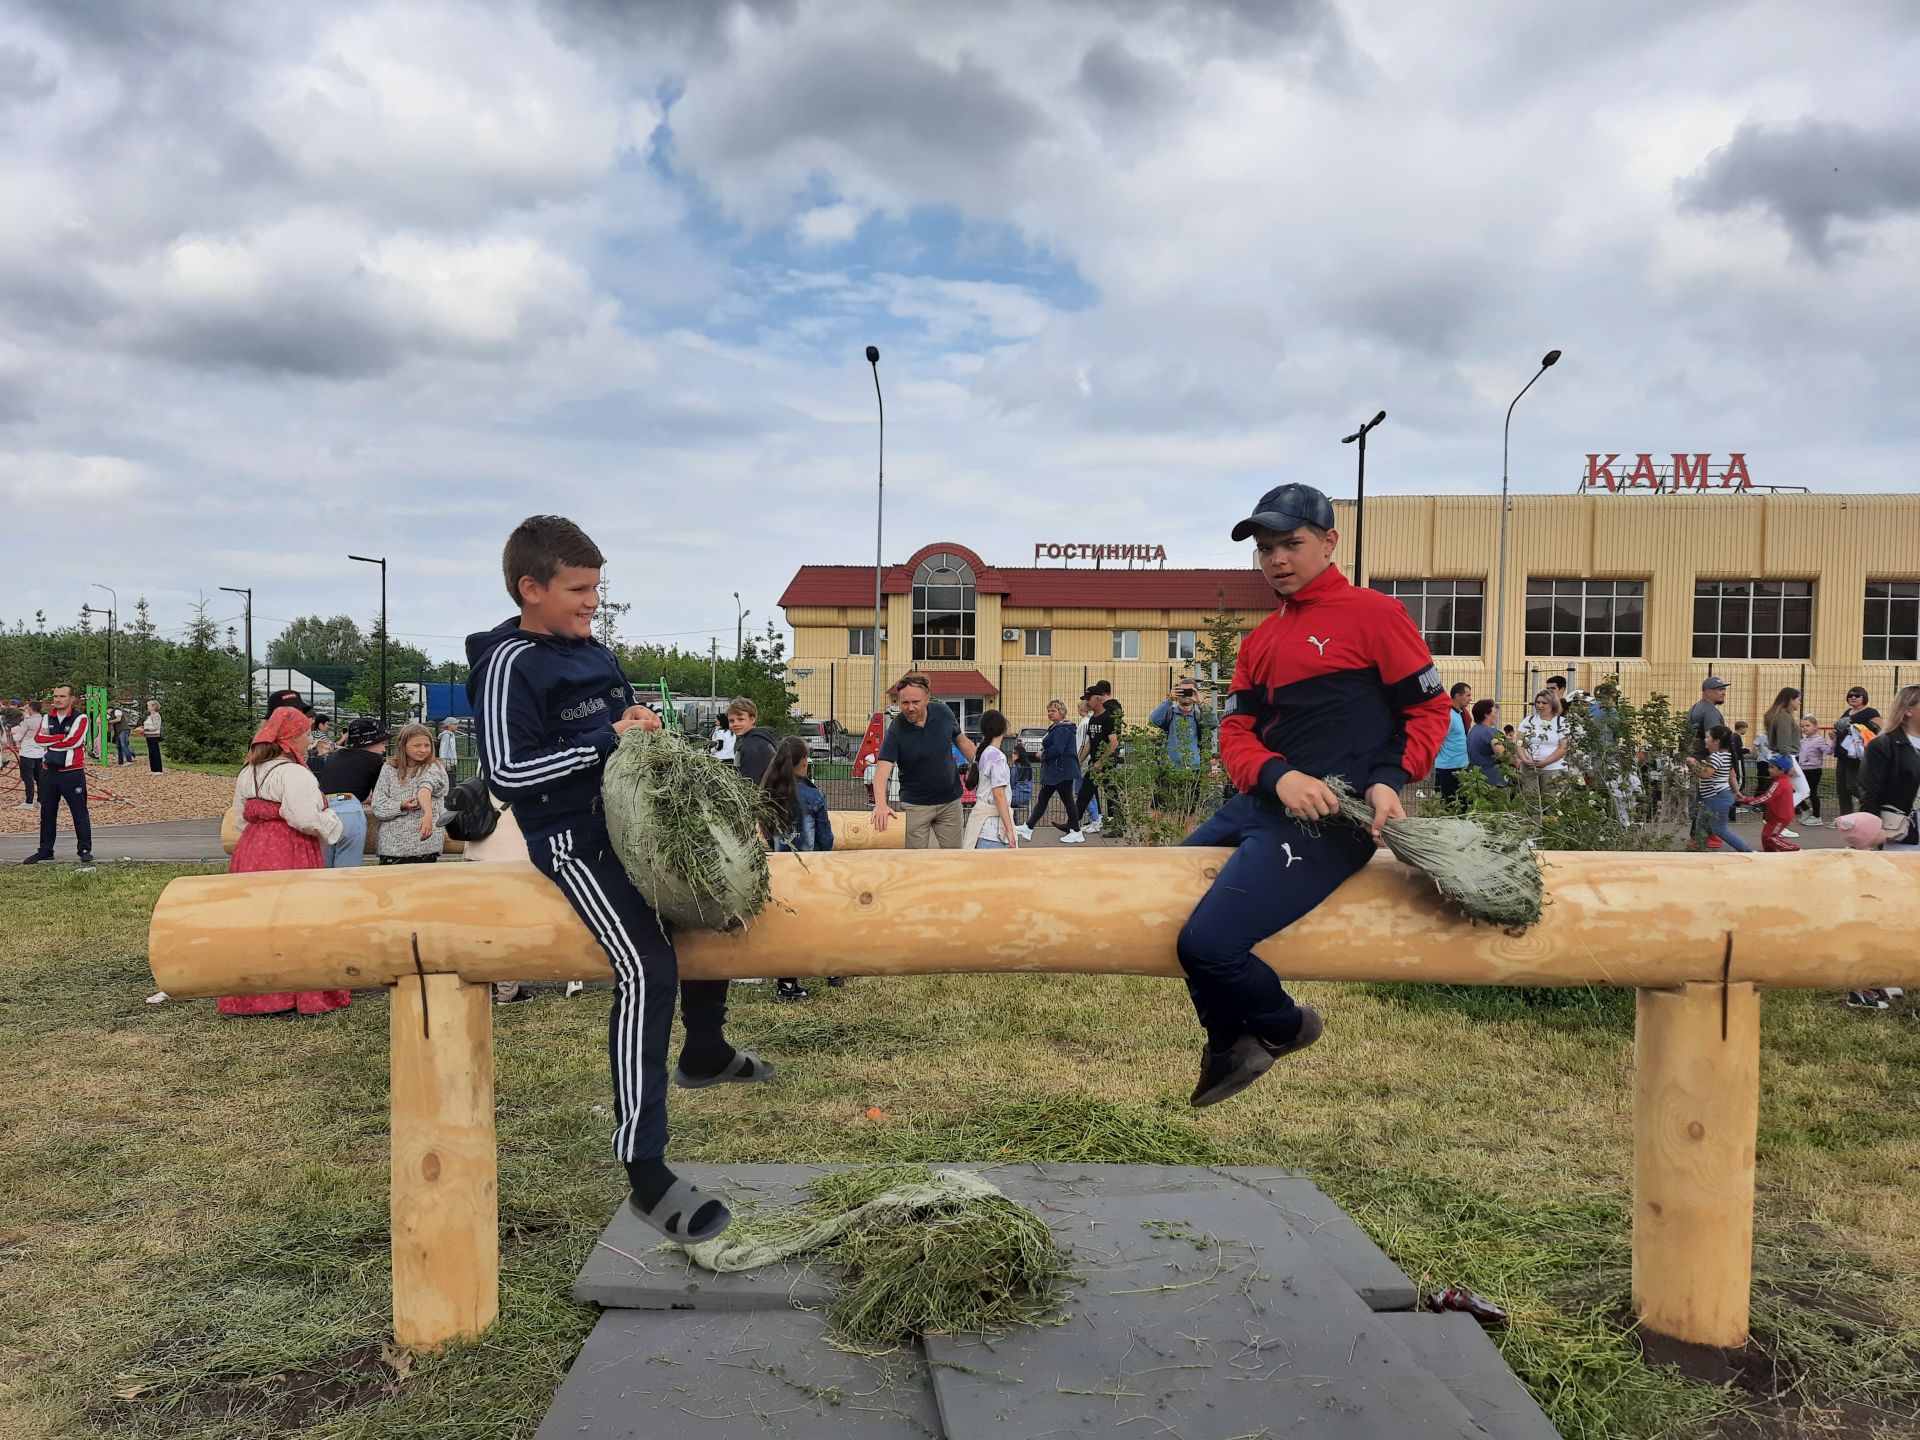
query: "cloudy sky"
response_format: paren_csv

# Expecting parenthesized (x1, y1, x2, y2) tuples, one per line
(1, 0, 1915, 663)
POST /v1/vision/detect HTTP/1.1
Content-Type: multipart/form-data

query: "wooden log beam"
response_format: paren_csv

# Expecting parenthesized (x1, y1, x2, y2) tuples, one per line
(149, 848, 1920, 998)
(1633, 982, 1760, 1347)
(826, 812, 903, 850)
(390, 973, 498, 1350)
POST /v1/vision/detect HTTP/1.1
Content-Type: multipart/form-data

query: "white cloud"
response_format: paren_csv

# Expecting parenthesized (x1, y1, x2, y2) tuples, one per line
(791, 202, 863, 248)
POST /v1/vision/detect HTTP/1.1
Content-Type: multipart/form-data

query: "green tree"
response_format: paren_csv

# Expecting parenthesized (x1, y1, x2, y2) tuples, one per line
(126, 597, 158, 704)
(166, 603, 252, 764)
(267, 615, 366, 671)
(1194, 587, 1244, 703)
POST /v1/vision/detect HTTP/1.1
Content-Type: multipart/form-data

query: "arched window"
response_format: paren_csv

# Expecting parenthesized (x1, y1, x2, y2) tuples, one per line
(912, 553, 976, 662)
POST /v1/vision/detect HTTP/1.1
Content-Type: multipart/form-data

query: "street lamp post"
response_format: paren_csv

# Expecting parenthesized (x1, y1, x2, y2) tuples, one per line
(348, 555, 389, 729)
(733, 592, 751, 663)
(90, 583, 118, 687)
(81, 605, 112, 699)
(1492, 349, 1563, 709)
(866, 345, 885, 722)
(1339, 411, 1387, 587)
(219, 586, 254, 720)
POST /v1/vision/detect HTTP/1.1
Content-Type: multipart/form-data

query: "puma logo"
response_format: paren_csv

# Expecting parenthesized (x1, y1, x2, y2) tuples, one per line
(1281, 843, 1300, 868)
(1306, 635, 1331, 657)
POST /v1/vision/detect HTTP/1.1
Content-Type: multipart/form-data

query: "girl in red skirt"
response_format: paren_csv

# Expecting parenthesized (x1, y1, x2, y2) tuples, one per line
(218, 706, 349, 1016)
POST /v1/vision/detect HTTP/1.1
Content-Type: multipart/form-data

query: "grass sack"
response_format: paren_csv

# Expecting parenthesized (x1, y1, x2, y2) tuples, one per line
(1327, 776, 1544, 929)
(684, 1164, 1075, 1352)
(601, 728, 771, 932)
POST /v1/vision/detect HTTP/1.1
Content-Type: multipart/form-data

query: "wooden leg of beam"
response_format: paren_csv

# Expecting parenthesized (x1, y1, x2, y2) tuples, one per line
(1632, 981, 1760, 1348)
(390, 974, 499, 1351)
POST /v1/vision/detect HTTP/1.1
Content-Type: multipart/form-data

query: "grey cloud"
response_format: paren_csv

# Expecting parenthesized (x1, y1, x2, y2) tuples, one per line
(688, 42, 1046, 171)
(0, 42, 57, 103)
(135, 300, 402, 379)
(14, 0, 258, 58)
(1678, 118, 1920, 260)
(1077, 38, 1181, 116)
(539, 0, 797, 59)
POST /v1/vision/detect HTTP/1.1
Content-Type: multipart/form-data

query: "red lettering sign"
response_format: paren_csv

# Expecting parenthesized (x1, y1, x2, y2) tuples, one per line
(1671, 453, 1711, 489)
(1584, 453, 1620, 490)
(1625, 453, 1659, 488)
(1720, 453, 1750, 489)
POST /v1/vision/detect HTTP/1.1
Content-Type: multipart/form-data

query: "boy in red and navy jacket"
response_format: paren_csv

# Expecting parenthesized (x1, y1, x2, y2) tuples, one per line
(23, 682, 93, 865)
(1180, 483, 1449, 1107)
(1741, 755, 1800, 852)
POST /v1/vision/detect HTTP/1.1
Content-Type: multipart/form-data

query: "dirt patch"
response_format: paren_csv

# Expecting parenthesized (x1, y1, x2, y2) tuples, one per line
(0, 765, 232, 833)
(107, 1340, 401, 1434)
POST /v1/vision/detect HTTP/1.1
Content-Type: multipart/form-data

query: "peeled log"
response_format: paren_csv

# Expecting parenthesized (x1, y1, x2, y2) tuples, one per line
(827, 812, 904, 850)
(149, 848, 1920, 999)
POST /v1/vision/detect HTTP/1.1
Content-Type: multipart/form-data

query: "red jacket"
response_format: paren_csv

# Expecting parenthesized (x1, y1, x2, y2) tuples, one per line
(1220, 564, 1450, 797)
(35, 707, 89, 773)
(1748, 772, 1795, 825)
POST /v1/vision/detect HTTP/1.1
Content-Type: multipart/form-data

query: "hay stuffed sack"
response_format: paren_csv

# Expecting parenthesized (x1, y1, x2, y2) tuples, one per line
(602, 728, 772, 932)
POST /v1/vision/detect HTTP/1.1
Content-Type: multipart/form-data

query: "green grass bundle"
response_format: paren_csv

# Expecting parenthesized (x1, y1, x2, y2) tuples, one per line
(1327, 776, 1544, 929)
(601, 728, 771, 932)
(684, 1164, 1075, 1352)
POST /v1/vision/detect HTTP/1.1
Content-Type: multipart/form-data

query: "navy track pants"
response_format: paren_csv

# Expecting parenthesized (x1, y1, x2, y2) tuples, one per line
(529, 820, 731, 1163)
(38, 766, 91, 857)
(1177, 791, 1376, 1049)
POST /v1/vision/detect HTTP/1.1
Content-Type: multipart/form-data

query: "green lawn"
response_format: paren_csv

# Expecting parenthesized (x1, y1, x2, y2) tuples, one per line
(1, 866, 1915, 1439)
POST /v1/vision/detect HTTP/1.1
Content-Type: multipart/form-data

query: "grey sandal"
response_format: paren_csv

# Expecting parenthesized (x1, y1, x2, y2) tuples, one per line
(628, 1178, 732, 1244)
(673, 1049, 776, 1090)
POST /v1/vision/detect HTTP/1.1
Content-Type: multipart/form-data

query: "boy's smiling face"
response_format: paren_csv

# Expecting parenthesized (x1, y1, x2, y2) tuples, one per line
(517, 564, 601, 639)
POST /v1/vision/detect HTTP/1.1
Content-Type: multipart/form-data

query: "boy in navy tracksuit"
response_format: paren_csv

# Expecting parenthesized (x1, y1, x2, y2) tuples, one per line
(1180, 484, 1449, 1107)
(468, 515, 772, 1243)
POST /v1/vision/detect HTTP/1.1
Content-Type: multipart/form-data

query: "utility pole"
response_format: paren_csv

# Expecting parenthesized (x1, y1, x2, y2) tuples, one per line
(710, 637, 718, 696)
(220, 586, 254, 721)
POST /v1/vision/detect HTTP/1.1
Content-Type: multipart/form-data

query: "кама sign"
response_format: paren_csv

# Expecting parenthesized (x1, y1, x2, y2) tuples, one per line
(1583, 453, 1752, 492)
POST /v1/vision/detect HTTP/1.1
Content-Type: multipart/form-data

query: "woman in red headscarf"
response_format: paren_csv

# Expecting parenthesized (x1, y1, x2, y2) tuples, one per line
(217, 707, 350, 1017)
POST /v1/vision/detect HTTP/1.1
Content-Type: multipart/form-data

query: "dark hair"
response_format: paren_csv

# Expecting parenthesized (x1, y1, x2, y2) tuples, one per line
(1471, 699, 1497, 724)
(50, 682, 72, 694)
(1448, 682, 1471, 701)
(1546, 675, 1567, 690)
(502, 515, 605, 606)
(760, 737, 810, 837)
(1706, 724, 1733, 749)
(1847, 687, 1869, 704)
(965, 709, 1009, 789)
(1763, 687, 1800, 728)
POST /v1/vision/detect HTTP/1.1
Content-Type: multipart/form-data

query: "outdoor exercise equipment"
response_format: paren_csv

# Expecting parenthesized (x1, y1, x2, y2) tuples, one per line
(147, 848, 1920, 1354)
(85, 686, 109, 765)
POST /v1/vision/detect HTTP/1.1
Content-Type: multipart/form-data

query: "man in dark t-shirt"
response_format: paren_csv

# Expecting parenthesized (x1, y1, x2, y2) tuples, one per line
(317, 717, 388, 868)
(872, 673, 976, 849)
(1077, 682, 1123, 834)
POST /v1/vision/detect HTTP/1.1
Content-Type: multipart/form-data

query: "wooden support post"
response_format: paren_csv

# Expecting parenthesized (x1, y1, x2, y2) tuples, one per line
(1632, 981, 1760, 1348)
(390, 973, 499, 1351)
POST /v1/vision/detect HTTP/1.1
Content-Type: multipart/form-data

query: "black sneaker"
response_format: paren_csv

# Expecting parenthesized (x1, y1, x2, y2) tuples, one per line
(20, 853, 51, 865)
(775, 981, 811, 1003)
(1846, 989, 1891, 1010)
(1190, 1006, 1324, 1108)
(77, 853, 94, 866)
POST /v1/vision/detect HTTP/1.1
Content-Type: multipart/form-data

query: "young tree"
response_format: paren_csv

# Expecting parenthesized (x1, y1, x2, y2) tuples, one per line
(167, 602, 253, 764)
(127, 597, 158, 704)
(1194, 587, 1244, 703)
(267, 615, 367, 671)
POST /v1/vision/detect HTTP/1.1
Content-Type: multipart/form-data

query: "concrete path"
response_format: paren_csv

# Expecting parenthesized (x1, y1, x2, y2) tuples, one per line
(0, 818, 226, 865)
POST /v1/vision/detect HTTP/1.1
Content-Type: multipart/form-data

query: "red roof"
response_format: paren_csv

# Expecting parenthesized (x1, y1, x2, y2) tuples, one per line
(779, 545, 1274, 612)
(915, 669, 998, 697)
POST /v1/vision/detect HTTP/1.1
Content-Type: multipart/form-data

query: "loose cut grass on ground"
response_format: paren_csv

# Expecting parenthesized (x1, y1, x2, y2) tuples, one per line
(1, 865, 1916, 1440)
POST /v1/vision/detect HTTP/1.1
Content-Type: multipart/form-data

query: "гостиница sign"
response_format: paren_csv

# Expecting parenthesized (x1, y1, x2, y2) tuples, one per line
(1582, 454, 1751, 491)
(1033, 542, 1168, 564)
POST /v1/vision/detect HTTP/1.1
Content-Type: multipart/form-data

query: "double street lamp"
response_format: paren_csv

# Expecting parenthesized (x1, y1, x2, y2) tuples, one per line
(87, 582, 117, 687)
(866, 345, 885, 721)
(220, 586, 254, 720)
(1492, 349, 1563, 708)
(349, 554, 389, 729)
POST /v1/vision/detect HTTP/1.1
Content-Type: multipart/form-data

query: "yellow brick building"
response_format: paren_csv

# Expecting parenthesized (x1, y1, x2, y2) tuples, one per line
(779, 494, 1920, 737)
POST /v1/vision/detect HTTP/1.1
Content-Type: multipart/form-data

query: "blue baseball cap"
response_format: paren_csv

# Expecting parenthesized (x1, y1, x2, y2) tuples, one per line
(1231, 483, 1337, 541)
(1771, 753, 1795, 773)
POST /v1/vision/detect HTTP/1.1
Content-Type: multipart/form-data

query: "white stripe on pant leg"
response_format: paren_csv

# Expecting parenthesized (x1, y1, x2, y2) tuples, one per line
(556, 864, 643, 1155)
(550, 830, 643, 1156)
(567, 861, 652, 1160)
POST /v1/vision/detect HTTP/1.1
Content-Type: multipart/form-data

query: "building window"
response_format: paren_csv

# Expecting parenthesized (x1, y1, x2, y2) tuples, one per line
(1168, 630, 1196, 661)
(912, 553, 976, 662)
(1692, 580, 1812, 660)
(1865, 581, 1920, 662)
(1112, 629, 1140, 661)
(848, 627, 876, 656)
(1023, 628, 1052, 657)
(1526, 579, 1645, 658)
(1370, 580, 1484, 657)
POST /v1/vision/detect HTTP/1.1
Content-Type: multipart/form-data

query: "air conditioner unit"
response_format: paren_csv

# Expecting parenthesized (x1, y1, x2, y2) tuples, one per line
(1002, 628, 1022, 642)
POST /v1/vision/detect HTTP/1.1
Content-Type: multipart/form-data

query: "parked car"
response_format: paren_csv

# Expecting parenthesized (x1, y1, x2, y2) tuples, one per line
(796, 718, 835, 763)
(1017, 726, 1047, 760)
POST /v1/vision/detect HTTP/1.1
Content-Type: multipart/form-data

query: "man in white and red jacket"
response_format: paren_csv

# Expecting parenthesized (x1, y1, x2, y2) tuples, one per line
(1180, 483, 1449, 1107)
(23, 682, 93, 865)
